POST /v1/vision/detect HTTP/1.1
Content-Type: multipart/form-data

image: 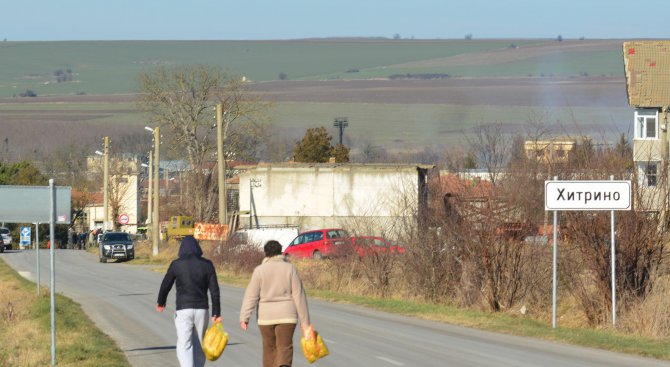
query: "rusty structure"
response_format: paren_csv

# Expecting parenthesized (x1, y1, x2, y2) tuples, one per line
(623, 41, 670, 218)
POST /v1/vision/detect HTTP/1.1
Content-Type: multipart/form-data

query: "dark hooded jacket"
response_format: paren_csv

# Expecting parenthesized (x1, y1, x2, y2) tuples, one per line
(157, 236, 221, 317)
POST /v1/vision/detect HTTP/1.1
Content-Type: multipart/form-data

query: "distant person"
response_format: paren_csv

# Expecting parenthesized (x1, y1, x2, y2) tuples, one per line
(240, 240, 311, 367)
(79, 232, 86, 249)
(156, 236, 221, 367)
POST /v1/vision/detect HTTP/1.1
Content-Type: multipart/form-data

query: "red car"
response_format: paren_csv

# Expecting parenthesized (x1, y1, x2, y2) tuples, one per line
(350, 236, 406, 257)
(283, 228, 350, 259)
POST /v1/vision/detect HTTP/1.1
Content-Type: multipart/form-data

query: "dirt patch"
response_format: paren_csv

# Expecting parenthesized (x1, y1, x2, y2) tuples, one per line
(249, 77, 628, 107)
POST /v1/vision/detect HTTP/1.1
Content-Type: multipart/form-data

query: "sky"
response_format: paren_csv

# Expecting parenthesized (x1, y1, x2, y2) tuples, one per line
(3, 0, 670, 41)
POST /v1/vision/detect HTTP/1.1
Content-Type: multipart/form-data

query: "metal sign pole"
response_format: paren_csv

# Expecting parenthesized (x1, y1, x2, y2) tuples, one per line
(610, 176, 616, 326)
(552, 176, 558, 329)
(49, 179, 56, 366)
(35, 222, 40, 296)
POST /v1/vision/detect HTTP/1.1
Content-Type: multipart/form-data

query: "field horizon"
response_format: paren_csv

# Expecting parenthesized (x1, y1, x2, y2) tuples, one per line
(0, 39, 635, 161)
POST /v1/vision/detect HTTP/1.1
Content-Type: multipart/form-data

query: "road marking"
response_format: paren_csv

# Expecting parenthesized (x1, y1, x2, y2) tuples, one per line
(376, 356, 403, 366)
(323, 338, 335, 344)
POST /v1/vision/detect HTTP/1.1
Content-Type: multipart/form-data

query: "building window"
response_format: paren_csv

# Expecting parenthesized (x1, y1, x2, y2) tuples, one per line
(635, 109, 658, 140)
(638, 161, 658, 187)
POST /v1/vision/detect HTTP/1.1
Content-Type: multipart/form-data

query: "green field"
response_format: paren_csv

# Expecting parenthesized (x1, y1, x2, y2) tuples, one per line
(0, 39, 624, 98)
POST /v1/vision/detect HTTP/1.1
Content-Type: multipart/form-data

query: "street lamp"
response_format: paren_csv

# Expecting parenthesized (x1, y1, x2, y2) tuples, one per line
(145, 126, 160, 256)
(94, 136, 109, 231)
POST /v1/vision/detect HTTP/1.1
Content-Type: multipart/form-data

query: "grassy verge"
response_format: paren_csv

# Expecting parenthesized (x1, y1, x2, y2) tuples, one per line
(303, 290, 670, 360)
(0, 258, 130, 367)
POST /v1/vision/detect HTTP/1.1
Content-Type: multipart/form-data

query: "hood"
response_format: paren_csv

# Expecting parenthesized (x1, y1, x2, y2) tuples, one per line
(178, 236, 203, 258)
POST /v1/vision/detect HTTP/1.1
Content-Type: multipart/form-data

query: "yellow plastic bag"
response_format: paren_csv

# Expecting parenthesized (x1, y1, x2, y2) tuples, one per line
(203, 321, 228, 361)
(301, 325, 329, 364)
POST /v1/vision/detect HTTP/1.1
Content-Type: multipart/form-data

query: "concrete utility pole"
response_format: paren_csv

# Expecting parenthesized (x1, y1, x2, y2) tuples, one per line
(147, 150, 152, 227)
(216, 103, 227, 225)
(333, 117, 348, 145)
(103, 136, 109, 231)
(152, 127, 160, 255)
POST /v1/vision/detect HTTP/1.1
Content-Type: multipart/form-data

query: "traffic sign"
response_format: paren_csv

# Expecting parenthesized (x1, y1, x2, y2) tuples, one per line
(20, 226, 31, 246)
(118, 214, 130, 225)
(545, 180, 631, 211)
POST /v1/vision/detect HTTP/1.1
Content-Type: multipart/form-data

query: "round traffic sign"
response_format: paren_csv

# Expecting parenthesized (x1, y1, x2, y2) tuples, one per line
(118, 214, 130, 225)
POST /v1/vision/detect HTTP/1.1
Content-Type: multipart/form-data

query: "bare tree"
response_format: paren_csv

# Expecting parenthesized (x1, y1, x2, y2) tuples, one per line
(137, 65, 267, 221)
(465, 123, 511, 185)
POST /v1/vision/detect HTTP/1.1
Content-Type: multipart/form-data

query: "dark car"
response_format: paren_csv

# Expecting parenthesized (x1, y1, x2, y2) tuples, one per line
(0, 227, 12, 251)
(0, 235, 4, 253)
(99, 232, 135, 263)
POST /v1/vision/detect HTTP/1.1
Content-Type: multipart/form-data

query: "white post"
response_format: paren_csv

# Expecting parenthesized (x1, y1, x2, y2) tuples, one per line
(610, 176, 616, 326)
(35, 222, 40, 296)
(49, 179, 56, 366)
(552, 176, 558, 329)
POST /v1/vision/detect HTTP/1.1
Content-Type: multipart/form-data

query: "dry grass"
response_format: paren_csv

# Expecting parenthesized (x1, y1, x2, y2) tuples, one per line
(618, 276, 670, 337)
(0, 259, 129, 366)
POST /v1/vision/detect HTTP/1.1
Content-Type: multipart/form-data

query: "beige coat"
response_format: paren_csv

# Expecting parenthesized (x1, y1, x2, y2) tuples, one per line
(240, 256, 310, 326)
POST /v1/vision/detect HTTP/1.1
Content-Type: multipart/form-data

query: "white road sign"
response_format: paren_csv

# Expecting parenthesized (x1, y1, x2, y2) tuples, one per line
(545, 180, 631, 211)
(20, 226, 31, 246)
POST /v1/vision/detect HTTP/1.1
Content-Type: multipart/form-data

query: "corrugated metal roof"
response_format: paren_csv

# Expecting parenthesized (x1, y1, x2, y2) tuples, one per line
(623, 41, 670, 107)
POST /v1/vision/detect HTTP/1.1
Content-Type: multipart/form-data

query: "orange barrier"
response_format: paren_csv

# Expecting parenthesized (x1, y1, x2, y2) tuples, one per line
(194, 223, 228, 241)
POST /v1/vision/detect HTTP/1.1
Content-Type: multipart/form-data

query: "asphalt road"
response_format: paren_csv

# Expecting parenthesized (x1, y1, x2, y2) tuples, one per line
(2, 249, 670, 367)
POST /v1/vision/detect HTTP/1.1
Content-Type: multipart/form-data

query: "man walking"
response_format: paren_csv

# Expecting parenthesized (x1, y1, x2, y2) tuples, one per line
(157, 236, 221, 367)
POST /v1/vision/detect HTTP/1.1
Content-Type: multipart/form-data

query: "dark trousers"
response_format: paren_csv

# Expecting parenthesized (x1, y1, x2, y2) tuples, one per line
(258, 323, 296, 367)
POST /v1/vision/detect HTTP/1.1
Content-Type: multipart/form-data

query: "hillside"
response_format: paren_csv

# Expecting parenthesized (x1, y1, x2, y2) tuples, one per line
(0, 39, 624, 98)
(0, 39, 634, 161)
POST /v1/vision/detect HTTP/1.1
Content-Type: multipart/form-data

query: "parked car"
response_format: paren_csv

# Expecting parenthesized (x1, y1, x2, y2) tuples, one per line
(350, 236, 406, 257)
(283, 228, 350, 259)
(99, 232, 135, 263)
(0, 235, 4, 253)
(0, 227, 12, 251)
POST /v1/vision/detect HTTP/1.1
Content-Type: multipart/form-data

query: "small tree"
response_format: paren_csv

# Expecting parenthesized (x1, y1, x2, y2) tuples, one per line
(293, 127, 334, 163)
(332, 143, 350, 163)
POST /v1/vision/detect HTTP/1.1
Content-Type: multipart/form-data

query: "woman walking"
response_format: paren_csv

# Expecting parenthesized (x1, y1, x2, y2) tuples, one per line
(240, 240, 311, 367)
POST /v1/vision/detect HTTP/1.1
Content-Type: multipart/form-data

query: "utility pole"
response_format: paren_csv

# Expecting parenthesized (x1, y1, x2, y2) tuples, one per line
(103, 136, 109, 232)
(216, 103, 227, 225)
(333, 117, 348, 145)
(153, 126, 160, 255)
(147, 150, 152, 227)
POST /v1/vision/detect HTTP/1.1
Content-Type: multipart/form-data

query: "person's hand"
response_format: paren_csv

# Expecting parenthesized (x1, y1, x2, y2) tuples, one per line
(240, 321, 248, 331)
(212, 316, 222, 324)
(302, 323, 314, 340)
(156, 304, 165, 313)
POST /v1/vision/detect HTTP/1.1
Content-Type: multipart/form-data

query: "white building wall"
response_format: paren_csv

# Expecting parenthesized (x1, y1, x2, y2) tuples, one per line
(86, 173, 140, 234)
(239, 164, 425, 235)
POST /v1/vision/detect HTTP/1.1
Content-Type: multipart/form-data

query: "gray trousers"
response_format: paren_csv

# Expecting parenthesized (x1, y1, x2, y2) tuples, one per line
(174, 308, 209, 367)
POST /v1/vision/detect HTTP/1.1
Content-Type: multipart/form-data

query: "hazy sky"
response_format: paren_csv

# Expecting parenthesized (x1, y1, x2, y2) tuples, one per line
(4, 0, 669, 41)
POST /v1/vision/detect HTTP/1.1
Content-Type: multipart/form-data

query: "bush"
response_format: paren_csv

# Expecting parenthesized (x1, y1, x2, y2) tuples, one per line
(19, 89, 37, 97)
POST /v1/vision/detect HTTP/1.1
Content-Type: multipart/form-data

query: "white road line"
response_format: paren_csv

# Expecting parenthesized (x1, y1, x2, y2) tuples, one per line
(322, 338, 335, 344)
(375, 356, 404, 366)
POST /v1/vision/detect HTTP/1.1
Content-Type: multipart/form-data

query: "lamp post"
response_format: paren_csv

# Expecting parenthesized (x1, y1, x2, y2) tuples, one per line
(216, 103, 227, 225)
(94, 136, 110, 231)
(145, 126, 160, 255)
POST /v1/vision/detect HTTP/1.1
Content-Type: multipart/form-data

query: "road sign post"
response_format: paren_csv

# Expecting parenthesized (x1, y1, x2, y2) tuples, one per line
(545, 178, 631, 328)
